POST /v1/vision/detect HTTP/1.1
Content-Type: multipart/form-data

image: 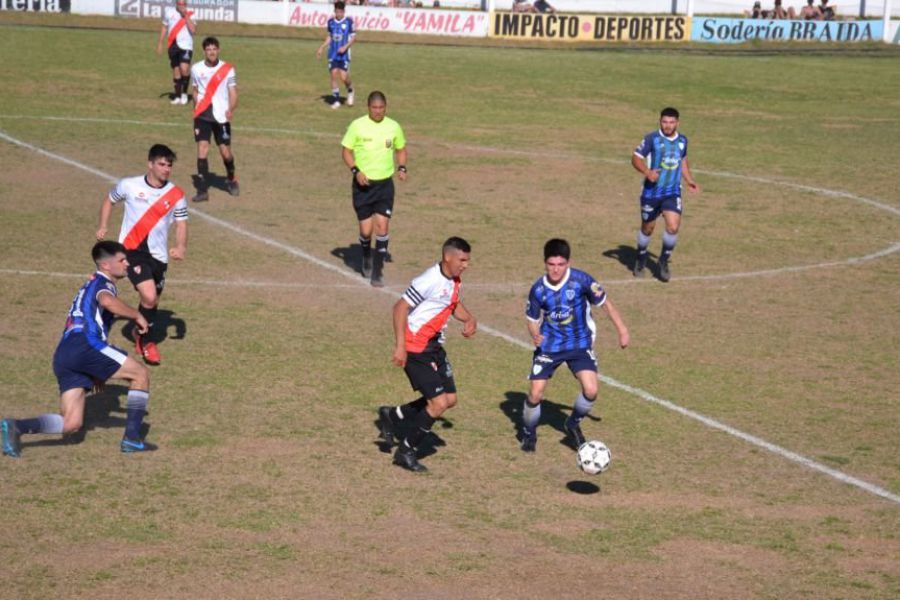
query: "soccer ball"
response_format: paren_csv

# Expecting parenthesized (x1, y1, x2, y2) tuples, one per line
(576, 440, 611, 475)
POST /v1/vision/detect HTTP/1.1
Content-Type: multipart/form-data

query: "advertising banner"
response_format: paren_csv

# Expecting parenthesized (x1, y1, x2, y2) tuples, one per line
(287, 4, 489, 38)
(114, 0, 237, 22)
(692, 17, 884, 44)
(0, 0, 70, 12)
(490, 11, 690, 42)
(889, 20, 900, 43)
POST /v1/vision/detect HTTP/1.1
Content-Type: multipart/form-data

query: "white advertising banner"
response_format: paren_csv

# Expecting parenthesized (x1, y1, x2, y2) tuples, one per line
(285, 3, 490, 37)
(889, 19, 900, 42)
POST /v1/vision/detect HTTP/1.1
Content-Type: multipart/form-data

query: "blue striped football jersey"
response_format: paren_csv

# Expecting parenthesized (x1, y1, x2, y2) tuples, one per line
(526, 268, 607, 353)
(61, 272, 118, 350)
(634, 130, 689, 200)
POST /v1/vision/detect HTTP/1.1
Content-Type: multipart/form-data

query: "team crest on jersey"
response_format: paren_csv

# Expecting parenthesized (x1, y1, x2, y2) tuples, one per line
(678, 142, 685, 150)
(133, 265, 142, 275)
(430, 361, 438, 371)
(565, 288, 575, 301)
(385, 139, 392, 149)
(590, 282, 604, 298)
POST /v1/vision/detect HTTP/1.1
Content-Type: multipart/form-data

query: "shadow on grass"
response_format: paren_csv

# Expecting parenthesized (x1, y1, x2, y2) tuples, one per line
(120, 309, 187, 347)
(566, 480, 600, 495)
(500, 391, 600, 450)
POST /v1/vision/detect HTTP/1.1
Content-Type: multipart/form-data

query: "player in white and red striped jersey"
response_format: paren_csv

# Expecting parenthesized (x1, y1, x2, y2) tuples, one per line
(96, 144, 189, 365)
(190, 36, 239, 202)
(156, 0, 197, 105)
(377, 237, 477, 473)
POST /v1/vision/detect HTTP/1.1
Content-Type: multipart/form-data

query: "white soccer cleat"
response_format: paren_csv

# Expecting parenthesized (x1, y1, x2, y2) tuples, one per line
(180, 94, 188, 105)
(347, 91, 354, 106)
(331, 100, 341, 110)
(170, 96, 182, 105)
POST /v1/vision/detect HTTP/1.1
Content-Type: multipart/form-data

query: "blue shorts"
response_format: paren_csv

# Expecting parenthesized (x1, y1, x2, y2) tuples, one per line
(640, 194, 682, 223)
(329, 59, 350, 72)
(529, 348, 597, 380)
(52, 335, 128, 393)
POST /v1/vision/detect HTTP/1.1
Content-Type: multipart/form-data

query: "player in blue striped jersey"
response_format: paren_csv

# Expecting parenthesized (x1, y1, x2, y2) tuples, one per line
(1, 242, 155, 458)
(521, 239, 629, 453)
(316, 2, 356, 109)
(631, 107, 700, 282)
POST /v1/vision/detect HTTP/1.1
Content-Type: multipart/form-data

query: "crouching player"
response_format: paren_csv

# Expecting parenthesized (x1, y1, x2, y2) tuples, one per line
(1, 242, 155, 457)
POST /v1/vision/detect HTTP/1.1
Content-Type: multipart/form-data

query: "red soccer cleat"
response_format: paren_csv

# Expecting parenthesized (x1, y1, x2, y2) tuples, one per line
(135, 335, 161, 365)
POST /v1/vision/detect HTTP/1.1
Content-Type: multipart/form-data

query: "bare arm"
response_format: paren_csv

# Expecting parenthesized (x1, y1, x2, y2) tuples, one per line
(343, 146, 369, 186)
(681, 157, 700, 193)
(96, 196, 114, 240)
(97, 292, 149, 335)
(316, 34, 331, 58)
(339, 35, 356, 54)
(452, 301, 477, 338)
(392, 299, 410, 367)
(226, 85, 238, 121)
(632, 153, 659, 183)
(185, 13, 196, 34)
(170, 220, 188, 260)
(526, 317, 543, 347)
(395, 147, 408, 182)
(600, 298, 629, 349)
(156, 24, 167, 54)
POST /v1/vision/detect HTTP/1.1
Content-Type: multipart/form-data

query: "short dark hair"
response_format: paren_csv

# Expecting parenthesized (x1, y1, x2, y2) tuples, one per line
(543, 238, 570, 261)
(334, 1, 345, 9)
(202, 36, 220, 49)
(660, 107, 680, 119)
(148, 144, 176, 163)
(368, 90, 386, 105)
(442, 237, 471, 254)
(92, 241, 126, 265)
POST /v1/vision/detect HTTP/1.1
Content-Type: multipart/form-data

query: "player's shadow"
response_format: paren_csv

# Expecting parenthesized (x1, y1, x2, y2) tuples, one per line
(191, 173, 231, 194)
(500, 391, 600, 450)
(603, 245, 662, 278)
(332, 244, 364, 275)
(19, 384, 149, 448)
(319, 94, 344, 107)
(158, 91, 193, 101)
(372, 414, 452, 458)
(120, 310, 187, 346)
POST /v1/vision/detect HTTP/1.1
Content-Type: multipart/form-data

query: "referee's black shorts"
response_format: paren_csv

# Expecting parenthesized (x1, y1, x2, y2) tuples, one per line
(352, 176, 394, 221)
(403, 347, 456, 399)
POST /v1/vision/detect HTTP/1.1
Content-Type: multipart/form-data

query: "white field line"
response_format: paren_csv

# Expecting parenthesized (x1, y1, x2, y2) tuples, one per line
(3, 128, 899, 506)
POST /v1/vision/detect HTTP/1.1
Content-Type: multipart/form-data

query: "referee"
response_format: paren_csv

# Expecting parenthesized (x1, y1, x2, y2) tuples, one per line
(341, 90, 407, 287)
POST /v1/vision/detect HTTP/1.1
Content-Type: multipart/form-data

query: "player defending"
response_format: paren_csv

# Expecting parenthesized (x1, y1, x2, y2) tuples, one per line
(191, 36, 239, 202)
(156, 0, 197, 105)
(631, 107, 700, 282)
(521, 239, 629, 453)
(96, 144, 188, 366)
(377, 237, 477, 472)
(1, 242, 155, 457)
(315, 1, 356, 109)
(341, 91, 407, 287)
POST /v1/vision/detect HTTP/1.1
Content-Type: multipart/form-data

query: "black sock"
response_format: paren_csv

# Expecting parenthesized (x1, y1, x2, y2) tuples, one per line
(347, 85, 354, 94)
(403, 409, 435, 449)
(375, 234, 390, 257)
(197, 158, 209, 190)
(224, 158, 235, 180)
(181, 76, 190, 96)
(138, 305, 158, 342)
(399, 396, 427, 421)
(173, 78, 181, 96)
(359, 236, 372, 256)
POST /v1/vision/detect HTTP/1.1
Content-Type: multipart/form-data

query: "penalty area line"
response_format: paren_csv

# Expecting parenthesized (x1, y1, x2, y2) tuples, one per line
(2, 128, 898, 506)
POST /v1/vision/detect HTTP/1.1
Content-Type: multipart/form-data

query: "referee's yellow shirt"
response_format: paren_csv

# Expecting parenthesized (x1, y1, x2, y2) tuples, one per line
(341, 116, 406, 181)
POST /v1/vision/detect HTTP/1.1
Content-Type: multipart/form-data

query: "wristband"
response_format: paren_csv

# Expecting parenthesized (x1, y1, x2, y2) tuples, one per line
(350, 166, 360, 175)
(397, 165, 407, 173)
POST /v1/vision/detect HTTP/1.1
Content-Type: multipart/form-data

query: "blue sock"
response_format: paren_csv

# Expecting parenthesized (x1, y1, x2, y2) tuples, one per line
(332, 88, 340, 101)
(522, 400, 541, 435)
(124, 390, 149, 441)
(15, 418, 41, 434)
(15, 415, 64, 435)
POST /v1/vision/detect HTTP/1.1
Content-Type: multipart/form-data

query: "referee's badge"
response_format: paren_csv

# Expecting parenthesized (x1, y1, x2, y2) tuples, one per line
(385, 139, 392, 149)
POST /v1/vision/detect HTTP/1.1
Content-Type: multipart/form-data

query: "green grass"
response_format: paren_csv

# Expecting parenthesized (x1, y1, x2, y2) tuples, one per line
(0, 16, 899, 600)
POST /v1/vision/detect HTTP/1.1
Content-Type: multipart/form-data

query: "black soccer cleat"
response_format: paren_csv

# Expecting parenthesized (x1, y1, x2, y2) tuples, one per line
(191, 190, 209, 203)
(632, 254, 647, 278)
(377, 406, 397, 446)
(658, 259, 671, 283)
(227, 179, 240, 197)
(520, 429, 537, 453)
(393, 445, 427, 472)
(564, 418, 586, 449)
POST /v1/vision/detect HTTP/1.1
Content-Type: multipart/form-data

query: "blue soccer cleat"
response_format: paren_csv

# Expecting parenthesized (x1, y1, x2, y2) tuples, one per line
(2, 418, 22, 458)
(120, 438, 155, 453)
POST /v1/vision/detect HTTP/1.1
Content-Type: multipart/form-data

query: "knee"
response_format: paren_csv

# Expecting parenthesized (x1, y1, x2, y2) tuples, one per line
(132, 365, 151, 390)
(642, 222, 656, 235)
(62, 415, 83, 434)
(428, 394, 452, 417)
(527, 393, 542, 407)
(140, 296, 159, 310)
(666, 224, 680, 235)
(444, 394, 458, 410)
(582, 387, 598, 402)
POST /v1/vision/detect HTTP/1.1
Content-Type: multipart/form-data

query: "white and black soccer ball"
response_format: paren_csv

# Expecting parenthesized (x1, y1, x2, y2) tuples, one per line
(576, 440, 611, 475)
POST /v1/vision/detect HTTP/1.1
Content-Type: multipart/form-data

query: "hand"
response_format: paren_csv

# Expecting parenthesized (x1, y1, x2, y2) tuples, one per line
(397, 170, 407, 182)
(618, 329, 630, 349)
(687, 181, 700, 193)
(225, 110, 233, 122)
(170, 246, 186, 261)
(156, 44, 162, 55)
(316, 48, 322, 60)
(645, 169, 660, 183)
(95, 227, 107, 240)
(461, 317, 477, 338)
(337, 45, 347, 54)
(135, 315, 150, 336)
(392, 347, 407, 367)
(531, 333, 544, 347)
(355, 171, 370, 187)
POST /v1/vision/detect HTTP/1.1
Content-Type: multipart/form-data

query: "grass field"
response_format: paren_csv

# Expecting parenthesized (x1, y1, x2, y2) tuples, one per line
(1, 15, 899, 600)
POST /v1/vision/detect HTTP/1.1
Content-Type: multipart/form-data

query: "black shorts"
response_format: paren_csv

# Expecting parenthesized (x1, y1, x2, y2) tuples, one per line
(168, 45, 193, 69)
(352, 177, 394, 221)
(404, 347, 456, 399)
(126, 251, 168, 296)
(194, 118, 232, 146)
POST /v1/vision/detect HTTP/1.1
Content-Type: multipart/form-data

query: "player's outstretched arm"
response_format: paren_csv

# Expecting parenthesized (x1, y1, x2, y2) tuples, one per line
(453, 302, 477, 338)
(96, 196, 114, 240)
(97, 293, 149, 335)
(601, 298, 630, 349)
(395, 147, 408, 182)
(682, 158, 700, 193)
(170, 220, 188, 260)
(392, 299, 410, 367)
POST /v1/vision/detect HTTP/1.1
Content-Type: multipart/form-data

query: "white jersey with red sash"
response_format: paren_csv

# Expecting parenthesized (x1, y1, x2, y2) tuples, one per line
(401, 263, 461, 353)
(191, 59, 237, 124)
(162, 7, 195, 51)
(109, 176, 188, 264)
